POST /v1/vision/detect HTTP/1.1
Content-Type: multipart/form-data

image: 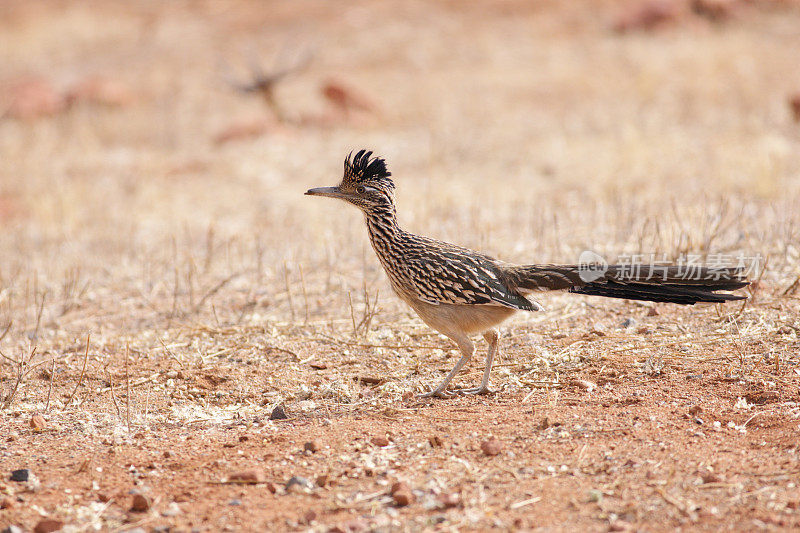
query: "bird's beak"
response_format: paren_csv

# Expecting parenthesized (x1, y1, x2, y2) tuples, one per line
(305, 186, 346, 199)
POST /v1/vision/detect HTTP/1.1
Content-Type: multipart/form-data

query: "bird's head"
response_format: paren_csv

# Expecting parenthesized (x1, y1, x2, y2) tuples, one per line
(305, 150, 395, 212)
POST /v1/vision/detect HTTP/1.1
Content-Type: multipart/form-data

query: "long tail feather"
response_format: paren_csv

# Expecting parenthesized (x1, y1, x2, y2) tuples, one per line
(504, 264, 748, 305)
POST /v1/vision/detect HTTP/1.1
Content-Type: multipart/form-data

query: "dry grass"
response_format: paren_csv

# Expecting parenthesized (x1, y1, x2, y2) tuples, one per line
(1, 0, 800, 530)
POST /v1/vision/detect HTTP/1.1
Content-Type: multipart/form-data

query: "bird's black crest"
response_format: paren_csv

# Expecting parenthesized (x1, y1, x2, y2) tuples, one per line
(344, 150, 393, 190)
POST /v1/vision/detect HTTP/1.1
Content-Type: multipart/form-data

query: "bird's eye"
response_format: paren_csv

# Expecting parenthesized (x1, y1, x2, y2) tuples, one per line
(356, 186, 367, 194)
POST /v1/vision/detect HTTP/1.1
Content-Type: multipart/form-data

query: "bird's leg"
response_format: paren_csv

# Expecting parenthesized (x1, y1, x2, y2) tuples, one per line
(455, 329, 499, 396)
(417, 334, 474, 398)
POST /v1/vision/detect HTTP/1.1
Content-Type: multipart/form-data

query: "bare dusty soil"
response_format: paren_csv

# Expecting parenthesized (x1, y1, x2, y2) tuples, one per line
(1, 1, 800, 531)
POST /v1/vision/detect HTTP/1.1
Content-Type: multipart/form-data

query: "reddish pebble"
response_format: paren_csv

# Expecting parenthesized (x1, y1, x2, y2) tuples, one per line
(228, 469, 265, 484)
(264, 481, 277, 494)
(315, 474, 329, 487)
(390, 481, 408, 494)
(30, 414, 46, 431)
(130, 493, 151, 512)
(304, 440, 320, 453)
(428, 435, 443, 447)
(302, 510, 317, 524)
(480, 438, 503, 456)
(34, 519, 64, 533)
(392, 488, 414, 506)
(437, 492, 460, 508)
(0, 496, 14, 509)
(371, 436, 390, 447)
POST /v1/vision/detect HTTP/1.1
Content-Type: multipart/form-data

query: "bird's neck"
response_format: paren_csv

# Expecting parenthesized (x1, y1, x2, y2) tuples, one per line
(364, 204, 402, 247)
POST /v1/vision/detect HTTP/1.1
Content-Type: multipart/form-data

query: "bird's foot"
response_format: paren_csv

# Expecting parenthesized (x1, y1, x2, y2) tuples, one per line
(416, 388, 457, 399)
(452, 385, 495, 396)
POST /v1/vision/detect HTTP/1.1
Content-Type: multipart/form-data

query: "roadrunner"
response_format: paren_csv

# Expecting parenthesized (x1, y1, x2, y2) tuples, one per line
(306, 150, 749, 398)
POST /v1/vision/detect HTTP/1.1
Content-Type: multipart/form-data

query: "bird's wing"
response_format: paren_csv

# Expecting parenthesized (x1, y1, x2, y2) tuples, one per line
(402, 241, 538, 311)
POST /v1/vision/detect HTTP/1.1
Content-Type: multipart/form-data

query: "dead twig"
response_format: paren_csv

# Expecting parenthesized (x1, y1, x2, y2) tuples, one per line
(284, 262, 296, 323)
(192, 272, 240, 315)
(125, 343, 131, 432)
(1, 345, 37, 409)
(0, 320, 11, 343)
(105, 366, 122, 421)
(299, 264, 309, 326)
(45, 356, 56, 411)
(65, 333, 90, 406)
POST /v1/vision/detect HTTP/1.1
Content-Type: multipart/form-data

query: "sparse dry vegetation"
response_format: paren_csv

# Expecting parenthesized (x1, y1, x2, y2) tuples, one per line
(1, 1, 800, 531)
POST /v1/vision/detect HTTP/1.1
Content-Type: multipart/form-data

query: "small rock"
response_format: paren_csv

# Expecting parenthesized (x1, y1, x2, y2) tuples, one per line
(304, 440, 320, 453)
(688, 405, 703, 416)
(30, 414, 46, 431)
(33, 520, 64, 533)
(228, 469, 265, 484)
(437, 492, 460, 508)
(264, 481, 277, 494)
(588, 489, 603, 503)
(391, 482, 414, 506)
(269, 404, 288, 420)
(608, 520, 631, 532)
(570, 379, 596, 392)
(302, 510, 317, 524)
(390, 481, 409, 495)
(0, 497, 14, 509)
(370, 436, 390, 447)
(480, 438, 503, 456)
(745, 390, 779, 405)
(162, 502, 181, 517)
(309, 362, 328, 370)
(646, 307, 659, 317)
(2, 526, 24, 533)
(228, 499, 242, 506)
(285, 476, 313, 493)
(588, 326, 606, 337)
(428, 435, 443, 448)
(10, 469, 30, 482)
(621, 318, 636, 329)
(700, 471, 721, 483)
(315, 474, 329, 487)
(130, 493, 151, 512)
